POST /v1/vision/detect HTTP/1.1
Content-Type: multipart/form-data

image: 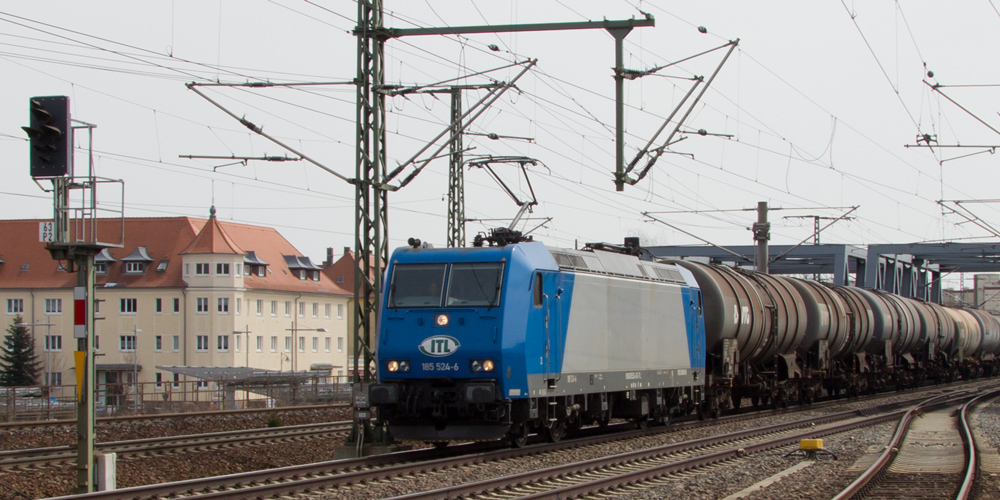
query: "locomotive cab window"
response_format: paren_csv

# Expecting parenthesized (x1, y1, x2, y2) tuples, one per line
(533, 272, 543, 307)
(388, 264, 446, 307)
(446, 262, 504, 307)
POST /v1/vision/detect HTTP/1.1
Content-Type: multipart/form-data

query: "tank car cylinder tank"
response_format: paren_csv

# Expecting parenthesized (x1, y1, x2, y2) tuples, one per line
(906, 299, 940, 357)
(851, 288, 902, 354)
(669, 260, 806, 365)
(826, 285, 876, 356)
(944, 308, 981, 359)
(964, 308, 1000, 355)
(786, 279, 851, 359)
(926, 302, 956, 358)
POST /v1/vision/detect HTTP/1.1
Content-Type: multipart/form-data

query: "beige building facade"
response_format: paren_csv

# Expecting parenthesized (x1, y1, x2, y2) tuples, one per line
(1, 212, 351, 408)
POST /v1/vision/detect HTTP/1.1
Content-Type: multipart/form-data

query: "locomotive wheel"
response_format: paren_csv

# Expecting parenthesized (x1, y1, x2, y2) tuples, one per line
(544, 420, 566, 443)
(508, 423, 529, 448)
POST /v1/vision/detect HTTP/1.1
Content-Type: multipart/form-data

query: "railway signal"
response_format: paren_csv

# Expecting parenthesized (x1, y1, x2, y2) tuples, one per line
(22, 95, 72, 178)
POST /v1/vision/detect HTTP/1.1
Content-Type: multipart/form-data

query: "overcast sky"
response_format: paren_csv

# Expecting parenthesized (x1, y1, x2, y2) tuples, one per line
(2, 1, 999, 275)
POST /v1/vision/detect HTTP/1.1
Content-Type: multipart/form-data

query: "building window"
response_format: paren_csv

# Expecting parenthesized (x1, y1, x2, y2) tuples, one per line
(44, 298, 62, 314)
(324, 337, 331, 352)
(235, 264, 242, 276)
(44, 335, 62, 351)
(196, 297, 209, 314)
(312, 303, 318, 318)
(270, 336, 277, 352)
(285, 301, 291, 317)
(120, 335, 136, 352)
(216, 263, 230, 276)
(172, 335, 180, 352)
(338, 337, 344, 352)
(155, 335, 162, 351)
(46, 372, 62, 386)
(298, 302, 305, 317)
(218, 297, 229, 314)
(337, 304, 344, 319)
(184, 263, 190, 276)
(256, 336, 263, 352)
(125, 262, 145, 273)
(235, 335, 242, 352)
(271, 300, 277, 316)
(257, 266, 265, 277)
(312, 271, 320, 282)
(256, 300, 263, 316)
(284, 336, 292, 352)
(95, 263, 107, 274)
(95, 335, 100, 350)
(299, 269, 307, 281)
(298, 337, 305, 353)
(155, 298, 163, 314)
(336, 276, 345, 284)
(196, 335, 209, 352)
(155, 373, 163, 389)
(6, 298, 23, 314)
(197, 380, 208, 388)
(173, 298, 180, 313)
(217, 335, 229, 351)
(156, 261, 168, 272)
(172, 373, 180, 388)
(236, 298, 241, 315)
(195, 263, 210, 275)
(312, 337, 318, 352)
(120, 298, 138, 314)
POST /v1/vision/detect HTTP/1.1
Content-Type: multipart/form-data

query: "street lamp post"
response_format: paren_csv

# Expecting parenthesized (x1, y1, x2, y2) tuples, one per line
(133, 326, 142, 413)
(233, 325, 251, 368)
(16, 322, 55, 386)
(285, 325, 328, 372)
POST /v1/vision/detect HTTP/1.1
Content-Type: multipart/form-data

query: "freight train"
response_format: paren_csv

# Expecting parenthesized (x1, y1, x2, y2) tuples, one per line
(368, 234, 1000, 446)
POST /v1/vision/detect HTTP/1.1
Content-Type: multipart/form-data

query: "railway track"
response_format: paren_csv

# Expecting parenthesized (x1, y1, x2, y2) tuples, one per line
(0, 403, 349, 432)
(832, 389, 998, 500)
(52, 384, 994, 500)
(0, 421, 352, 470)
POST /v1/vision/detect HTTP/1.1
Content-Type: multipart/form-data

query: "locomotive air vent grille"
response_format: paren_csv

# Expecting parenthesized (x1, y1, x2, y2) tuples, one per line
(654, 267, 683, 282)
(553, 252, 589, 270)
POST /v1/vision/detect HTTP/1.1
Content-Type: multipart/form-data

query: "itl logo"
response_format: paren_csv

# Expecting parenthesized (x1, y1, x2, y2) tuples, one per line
(419, 336, 461, 357)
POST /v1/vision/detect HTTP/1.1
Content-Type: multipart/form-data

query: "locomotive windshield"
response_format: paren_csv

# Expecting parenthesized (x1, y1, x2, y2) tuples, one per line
(446, 262, 504, 307)
(388, 264, 446, 307)
(388, 262, 504, 308)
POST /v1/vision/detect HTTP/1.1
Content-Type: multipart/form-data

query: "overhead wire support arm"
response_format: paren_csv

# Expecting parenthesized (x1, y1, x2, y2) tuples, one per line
(643, 211, 754, 264)
(187, 80, 355, 88)
(383, 60, 537, 190)
(769, 206, 859, 264)
(924, 80, 1000, 138)
(377, 17, 655, 38)
(186, 83, 351, 183)
(628, 39, 740, 186)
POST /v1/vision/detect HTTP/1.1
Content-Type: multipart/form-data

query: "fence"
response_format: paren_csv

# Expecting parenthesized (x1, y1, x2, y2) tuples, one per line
(0, 375, 353, 421)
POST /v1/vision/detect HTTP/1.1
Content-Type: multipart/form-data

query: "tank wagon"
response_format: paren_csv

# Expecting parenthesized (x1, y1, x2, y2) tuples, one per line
(369, 237, 1000, 446)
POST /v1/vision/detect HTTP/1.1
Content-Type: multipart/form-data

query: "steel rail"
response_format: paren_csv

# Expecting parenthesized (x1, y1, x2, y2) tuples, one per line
(0, 421, 351, 469)
(831, 389, 999, 500)
(956, 390, 998, 500)
(0, 402, 349, 430)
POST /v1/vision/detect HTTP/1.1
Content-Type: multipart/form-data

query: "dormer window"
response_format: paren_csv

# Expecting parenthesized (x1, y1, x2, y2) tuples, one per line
(95, 263, 108, 274)
(121, 246, 154, 275)
(244, 251, 269, 279)
(284, 254, 323, 283)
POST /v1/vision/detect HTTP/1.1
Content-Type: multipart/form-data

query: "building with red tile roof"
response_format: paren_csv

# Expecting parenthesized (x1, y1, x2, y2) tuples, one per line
(0, 210, 351, 408)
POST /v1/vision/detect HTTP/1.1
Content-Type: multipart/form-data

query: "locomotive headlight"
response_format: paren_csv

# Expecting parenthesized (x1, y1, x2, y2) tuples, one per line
(435, 313, 449, 326)
(386, 360, 411, 373)
(470, 359, 496, 373)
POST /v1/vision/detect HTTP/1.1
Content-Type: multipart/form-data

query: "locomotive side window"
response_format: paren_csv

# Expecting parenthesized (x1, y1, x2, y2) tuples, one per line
(534, 272, 543, 307)
(388, 264, 446, 307)
(446, 263, 504, 307)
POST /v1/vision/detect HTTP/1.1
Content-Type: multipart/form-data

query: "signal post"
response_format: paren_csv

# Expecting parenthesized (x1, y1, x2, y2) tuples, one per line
(23, 96, 123, 493)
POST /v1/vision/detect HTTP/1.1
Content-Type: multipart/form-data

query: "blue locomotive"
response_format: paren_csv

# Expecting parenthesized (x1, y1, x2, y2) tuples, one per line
(369, 236, 707, 445)
(369, 235, 1000, 446)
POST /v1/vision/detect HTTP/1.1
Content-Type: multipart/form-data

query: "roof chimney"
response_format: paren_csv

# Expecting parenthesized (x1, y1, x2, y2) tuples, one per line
(324, 247, 334, 267)
(344, 246, 351, 256)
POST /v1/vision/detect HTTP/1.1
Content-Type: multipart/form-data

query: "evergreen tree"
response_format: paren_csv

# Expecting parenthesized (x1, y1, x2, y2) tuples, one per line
(1, 316, 42, 387)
